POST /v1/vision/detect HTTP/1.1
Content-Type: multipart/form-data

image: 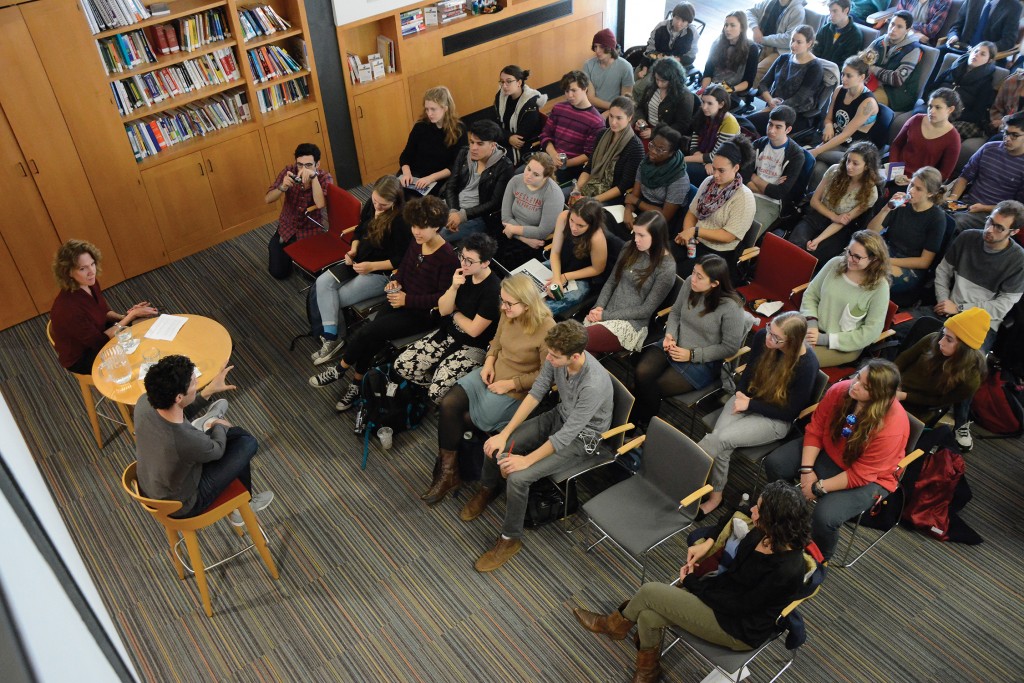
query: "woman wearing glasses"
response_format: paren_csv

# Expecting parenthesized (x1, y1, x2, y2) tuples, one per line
(696, 311, 820, 516)
(424, 274, 555, 505)
(393, 233, 501, 403)
(623, 125, 690, 234)
(799, 230, 891, 368)
(493, 66, 547, 168)
(764, 359, 909, 559)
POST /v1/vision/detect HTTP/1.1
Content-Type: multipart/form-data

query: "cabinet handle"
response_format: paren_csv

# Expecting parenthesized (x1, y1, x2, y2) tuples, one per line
(207, 159, 213, 173)
(314, 120, 320, 134)
(199, 162, 205, 176)
(16, 162, 27, 177)
(357, 106, 363, 119)
(29, 159, 40, 174)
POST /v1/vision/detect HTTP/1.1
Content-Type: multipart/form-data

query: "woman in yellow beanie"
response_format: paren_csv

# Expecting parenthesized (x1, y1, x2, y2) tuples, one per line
(894, 308, 989, 430)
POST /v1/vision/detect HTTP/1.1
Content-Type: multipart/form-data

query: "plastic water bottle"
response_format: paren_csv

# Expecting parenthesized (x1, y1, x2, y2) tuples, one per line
(687, 237, 697, 259)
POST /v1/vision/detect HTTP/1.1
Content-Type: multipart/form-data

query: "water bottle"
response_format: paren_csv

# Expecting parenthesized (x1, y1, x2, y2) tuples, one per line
(558, 152, 568, 168)
(687, 237, 697, 259)
(737, 492, 752, 516)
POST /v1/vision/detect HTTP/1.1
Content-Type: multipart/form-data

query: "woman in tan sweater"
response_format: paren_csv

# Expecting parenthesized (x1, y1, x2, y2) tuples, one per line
(422, 274, 555, 505)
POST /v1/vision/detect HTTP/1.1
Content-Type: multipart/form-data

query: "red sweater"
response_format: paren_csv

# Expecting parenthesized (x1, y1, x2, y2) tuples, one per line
(804, 380, 909, 492)
(50, 283, 111, 370)
(888, 114, 961, 180)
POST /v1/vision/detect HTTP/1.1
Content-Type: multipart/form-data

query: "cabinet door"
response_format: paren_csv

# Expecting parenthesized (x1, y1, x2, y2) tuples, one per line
(141, 153, 222, 254)
(0, 6, 124, 283)
(0, 106, 61, 312)
(0, 234, 37, 329)
(265, 109, 327, 177)
(203, 131, 274, 231)
(353, 81, 411, 182)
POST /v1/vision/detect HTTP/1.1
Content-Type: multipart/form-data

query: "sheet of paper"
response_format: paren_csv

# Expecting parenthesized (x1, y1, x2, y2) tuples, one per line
(755, 300, 784, 317)
(144, 314, 188, 341)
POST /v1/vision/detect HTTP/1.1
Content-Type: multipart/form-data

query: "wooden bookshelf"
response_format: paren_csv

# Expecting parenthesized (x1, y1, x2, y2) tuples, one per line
(255, 68, 309, 89)
(242, 25, 302, 48)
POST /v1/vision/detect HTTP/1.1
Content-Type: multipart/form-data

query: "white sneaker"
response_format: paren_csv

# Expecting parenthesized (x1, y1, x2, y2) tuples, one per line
(228, 491, 275, 526)
(955, 422, 973, 451)
(311, 337, 345, 365)
(190, 398, 229, 431)
(309, 365, 342, 388)
(335, 384, 361, 412)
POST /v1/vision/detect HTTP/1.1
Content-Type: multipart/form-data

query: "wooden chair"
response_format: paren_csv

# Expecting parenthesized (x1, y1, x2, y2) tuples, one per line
(46, 321, 134, 448)
(120, 462, 279, 617)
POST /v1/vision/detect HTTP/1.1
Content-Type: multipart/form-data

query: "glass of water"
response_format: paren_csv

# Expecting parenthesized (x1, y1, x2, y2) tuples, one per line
(116, 324, 133, 351)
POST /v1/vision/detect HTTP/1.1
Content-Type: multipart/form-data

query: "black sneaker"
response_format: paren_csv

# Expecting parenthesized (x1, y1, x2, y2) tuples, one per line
(309, 365, 341, 388)
(336, 383, 360, 412)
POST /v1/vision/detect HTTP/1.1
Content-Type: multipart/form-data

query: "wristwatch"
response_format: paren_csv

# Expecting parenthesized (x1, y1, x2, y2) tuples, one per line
(811, 480, 828, 498)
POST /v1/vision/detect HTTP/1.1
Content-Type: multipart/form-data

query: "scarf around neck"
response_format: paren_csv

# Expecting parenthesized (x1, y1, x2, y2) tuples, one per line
(582, 127, 636, 196)
(695, 174, 742, 221)
(640, 150, 687, 189)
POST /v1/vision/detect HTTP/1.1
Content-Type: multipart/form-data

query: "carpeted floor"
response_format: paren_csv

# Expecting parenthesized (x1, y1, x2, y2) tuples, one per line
(2, 211, 1023, 682)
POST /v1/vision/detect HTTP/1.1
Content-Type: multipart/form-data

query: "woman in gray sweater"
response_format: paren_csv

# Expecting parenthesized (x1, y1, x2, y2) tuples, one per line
(584, 211, 678, 352)
(632, 254, 748, 428)
(497, 152, 565, 268)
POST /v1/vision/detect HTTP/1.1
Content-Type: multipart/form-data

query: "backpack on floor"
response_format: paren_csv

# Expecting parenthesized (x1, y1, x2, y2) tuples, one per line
(352, 364, 427, 469)
(970, 364, 1024, 439)
(524, 479, 578, 529)
(902, 447, 967, 542)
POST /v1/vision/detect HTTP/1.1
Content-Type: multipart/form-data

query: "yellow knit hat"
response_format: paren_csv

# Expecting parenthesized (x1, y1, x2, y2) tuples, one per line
(945, 307, 991, 350)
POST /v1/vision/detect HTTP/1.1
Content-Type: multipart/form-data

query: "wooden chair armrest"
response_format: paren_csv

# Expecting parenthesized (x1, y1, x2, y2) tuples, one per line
(305, 204, 318, 213)
(874, 329, 896, 344)
(617, 434, 646, 455)
(897, 448, 925, 471)
(738, 246, 761, 263)
(734, 364, 747, 375)
(601, 423, 635, 440)
(726, 346, 750, 363)
(866, 8, 896, 24)
(791, 283, 809, 296)
(680, 484, 714, 508)
(340, 225, 357, 235)
(798, 402, 819, 420)
(997, 47, 1019, 61)
(655, 306, 672, 318)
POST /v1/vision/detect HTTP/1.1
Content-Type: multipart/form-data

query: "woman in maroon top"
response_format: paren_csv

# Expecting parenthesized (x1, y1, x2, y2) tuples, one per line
(308, 196, 459, 413)
(49, 239, 157, 375)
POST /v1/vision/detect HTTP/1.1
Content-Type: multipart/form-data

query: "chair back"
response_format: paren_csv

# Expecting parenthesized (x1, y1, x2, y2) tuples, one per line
(607, 374, 636, 451)
(937, 0, 964, 41)
(326, 184, 362, 240)
(992, 65, 1010, 92)
(857, 24, 880, 49)
(937, 51, 958, 78)
(45, 320, 56, 349)
(900, 315, 943, 353)
(642, 417, 712, 515)
(912, 44, 941, 107)
(740, 219, 763, 253)
(810, 368, 830, 407)
(121, 461, 184, 521)
(803, 8, 825, 31)
(906, 414, 926, 456)
(750, 233, 818, 303)
(869, 104, 895, 151)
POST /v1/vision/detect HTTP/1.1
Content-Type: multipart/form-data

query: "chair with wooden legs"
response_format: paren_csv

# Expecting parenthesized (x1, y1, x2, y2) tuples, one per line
(120, 462, 280, 617)
(46, 321, 134, 448)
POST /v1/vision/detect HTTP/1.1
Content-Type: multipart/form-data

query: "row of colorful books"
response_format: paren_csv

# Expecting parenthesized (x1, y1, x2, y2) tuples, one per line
(110, 48, 241, 116)
(97, 29, 156, 74)
(177, 10, 231, 52)
(238, 4, 291, 41)
(82, 0, 150, 34)
(256, 77, 309, 113)
(247, 44, 302, 82)
(124, 92, 251, 161)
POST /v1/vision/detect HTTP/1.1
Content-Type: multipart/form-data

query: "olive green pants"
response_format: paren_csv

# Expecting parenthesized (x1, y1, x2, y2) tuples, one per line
(622, 582, 752, 650)
(811, 345, 860, 368)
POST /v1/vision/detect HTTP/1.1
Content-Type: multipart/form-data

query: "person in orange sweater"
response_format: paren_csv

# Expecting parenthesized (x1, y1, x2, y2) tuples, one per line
(764, 358, 909, 558)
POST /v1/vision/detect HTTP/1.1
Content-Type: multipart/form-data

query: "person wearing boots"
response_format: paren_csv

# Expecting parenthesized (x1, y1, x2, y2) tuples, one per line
(572, 481, 812, 682)
(463, 320, 613, 572)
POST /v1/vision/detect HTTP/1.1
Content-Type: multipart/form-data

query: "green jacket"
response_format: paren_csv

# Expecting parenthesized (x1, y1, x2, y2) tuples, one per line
(815, 21, 862, 68)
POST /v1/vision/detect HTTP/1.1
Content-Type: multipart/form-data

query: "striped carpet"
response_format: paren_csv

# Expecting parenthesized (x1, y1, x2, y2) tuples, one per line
(3, 207, 1023, 682)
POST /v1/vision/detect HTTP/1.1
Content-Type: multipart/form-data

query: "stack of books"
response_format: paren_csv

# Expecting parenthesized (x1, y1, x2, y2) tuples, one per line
(437, 0, 468, 24)
(110, 48, 241, 116)
(257, 78, 309, 113)
(176, 8, 230, 52)
(238, 4, 292, 41)
(82, 0, 150, 34)
(399, 8, 425, 36)
(376, 34, 396, 73)
(124, 92, 251, 161)
(97, 29, 156, 74)
(247, 44, 302, 82)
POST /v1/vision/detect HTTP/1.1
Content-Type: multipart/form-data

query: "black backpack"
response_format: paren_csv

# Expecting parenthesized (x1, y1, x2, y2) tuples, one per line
(524, 479, 578, 528)
(352, 364, 427, 469)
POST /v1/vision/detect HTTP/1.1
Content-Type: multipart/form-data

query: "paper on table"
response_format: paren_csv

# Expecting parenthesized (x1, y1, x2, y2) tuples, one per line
(755, 300, 784, 317)
(144, 314, 188, 341)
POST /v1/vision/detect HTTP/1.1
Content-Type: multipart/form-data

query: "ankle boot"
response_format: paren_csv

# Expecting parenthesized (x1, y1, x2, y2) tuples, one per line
(423, 448, 461, 506)
(572, 608, 635, 640)
(419, 455, 442, 499)
(631, 647, 662, 683)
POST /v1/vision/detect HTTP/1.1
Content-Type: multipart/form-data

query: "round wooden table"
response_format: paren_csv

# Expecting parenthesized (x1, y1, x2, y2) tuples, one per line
(91, 315, 233, 406)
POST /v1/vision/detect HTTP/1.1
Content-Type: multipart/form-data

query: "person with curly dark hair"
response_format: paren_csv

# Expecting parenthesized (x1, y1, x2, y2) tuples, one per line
(765, 359, 909, 559)
(135, 355, 274, 523)
(572, 481, 812, 682)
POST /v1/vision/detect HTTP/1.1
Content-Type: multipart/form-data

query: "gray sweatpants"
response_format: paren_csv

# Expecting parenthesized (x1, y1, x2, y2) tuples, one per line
(698, 396, 792, 492)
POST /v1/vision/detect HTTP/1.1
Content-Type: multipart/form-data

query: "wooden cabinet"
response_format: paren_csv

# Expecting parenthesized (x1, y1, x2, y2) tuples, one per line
(0, 235, 37, 330)
(265, 109, 328, 176)
(205, 131, 275, 230)
(142, 153, 224, 255)
(353, 80, 411, 183)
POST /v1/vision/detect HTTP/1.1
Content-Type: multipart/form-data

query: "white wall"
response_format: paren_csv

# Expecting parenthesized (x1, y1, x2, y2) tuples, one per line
(332, 0, 413, 26)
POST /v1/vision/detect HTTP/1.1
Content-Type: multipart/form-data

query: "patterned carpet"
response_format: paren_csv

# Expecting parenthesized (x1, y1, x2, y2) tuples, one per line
(2, 209, 1023, 682)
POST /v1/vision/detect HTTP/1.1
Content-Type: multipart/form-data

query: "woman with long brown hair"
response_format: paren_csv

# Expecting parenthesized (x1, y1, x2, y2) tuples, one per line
(700, 11, 760, 99)
(545, 197, 608, 316)
(696, 312, 821, 515)
(800, 230, 891, 368)
(398, 86, 465, 197)
(765, 359, 909, 559)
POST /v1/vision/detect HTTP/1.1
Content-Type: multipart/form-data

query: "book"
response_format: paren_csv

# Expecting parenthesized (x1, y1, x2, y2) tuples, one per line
(399, 8, 425, 36)
(149, 2, 170, 16)
(424, 6, 439, 26)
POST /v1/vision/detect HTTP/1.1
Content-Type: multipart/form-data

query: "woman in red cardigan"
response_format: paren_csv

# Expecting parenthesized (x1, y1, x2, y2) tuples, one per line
(764, 358, 909, 559)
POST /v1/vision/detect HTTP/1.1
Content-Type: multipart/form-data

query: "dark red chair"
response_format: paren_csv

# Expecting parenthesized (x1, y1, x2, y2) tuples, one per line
(284, 183, 361, 279)
(736, 232, 818, 332)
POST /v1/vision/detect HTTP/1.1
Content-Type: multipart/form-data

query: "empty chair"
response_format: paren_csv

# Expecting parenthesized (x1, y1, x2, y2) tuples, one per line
(736, 232, 818, 332)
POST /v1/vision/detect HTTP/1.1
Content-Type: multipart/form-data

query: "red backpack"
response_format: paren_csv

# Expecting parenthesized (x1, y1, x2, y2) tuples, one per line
(970, 367, 1024, 439)
(902, 447, 965, 542)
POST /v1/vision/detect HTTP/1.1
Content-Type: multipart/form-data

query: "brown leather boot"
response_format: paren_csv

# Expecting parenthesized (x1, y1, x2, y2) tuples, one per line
(631, 647, 662, 683)
(459, 486, 498, 522)
(419, 455, 442, 500)
(423, 448, 461, 506)
(572, 608, 635, 640)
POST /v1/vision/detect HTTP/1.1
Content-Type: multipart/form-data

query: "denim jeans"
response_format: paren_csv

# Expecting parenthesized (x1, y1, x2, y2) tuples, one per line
(315, 271, 389, 337)
(180, 427, 260, 517)
(441, 217, 487, 243)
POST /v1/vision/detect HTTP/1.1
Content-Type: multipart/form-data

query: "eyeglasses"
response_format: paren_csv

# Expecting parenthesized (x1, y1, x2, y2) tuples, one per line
(648, 142, 670, 154)
(458, 252, 481, 265)
(1003, 130, 1024, 140)
(499, 297, 522, 309)
(498, 79, 517, 86)
(767, 329, 786, 345)
(984, 216, 1013, 233)
(844, 248, 871, 263)
(295, 161, 316, 169)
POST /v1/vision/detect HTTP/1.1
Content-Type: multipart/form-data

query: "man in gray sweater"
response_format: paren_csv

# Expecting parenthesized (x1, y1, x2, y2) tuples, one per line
(463, 320, 613, 572)
(136, 355, 273, 524)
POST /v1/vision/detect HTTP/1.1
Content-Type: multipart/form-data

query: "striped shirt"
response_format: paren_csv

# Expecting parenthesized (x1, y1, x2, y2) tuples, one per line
(539, 101, 605, 158)
(960, 141, 1024, 207)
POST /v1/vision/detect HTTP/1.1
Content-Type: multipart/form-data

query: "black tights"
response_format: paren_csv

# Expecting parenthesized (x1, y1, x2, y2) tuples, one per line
(438, 384, 473, 451)
(633, 346, 695, 428)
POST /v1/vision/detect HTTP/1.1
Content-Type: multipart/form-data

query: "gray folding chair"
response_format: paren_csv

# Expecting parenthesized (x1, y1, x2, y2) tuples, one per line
(580, 417, 713, 583)
(547, 373, 636, 531)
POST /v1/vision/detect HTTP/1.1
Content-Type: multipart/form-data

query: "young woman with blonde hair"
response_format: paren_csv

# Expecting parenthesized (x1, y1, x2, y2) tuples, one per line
(399, 86, 466, 197)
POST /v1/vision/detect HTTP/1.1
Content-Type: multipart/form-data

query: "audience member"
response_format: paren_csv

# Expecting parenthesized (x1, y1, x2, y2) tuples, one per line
(49, 239, 157, 374)
(867, 166, 946, 299)
(545, 198, 609, 316)
(697, 312, 820, 516)
(443, 120, 514, 243)
(811, 56, 879, 163)
(865, 11, 922, 112)
(399, 87, 464, 198)
(584, 212, 677, 353)
(624, 125, 691, 232)
(895, 0, 951, 45)
(265, 142, 333, 279)
(702, 11, 761, 99)
(747, 0, 810, 85)
(575, 97, 644, 205)
(749, 25, 825, 134)
(765, 359, 909, 560)
(989, 58, 1024, 135)
(427, 274, 555, 506)
(573, 480, 813, 683)
(539, 70, 606, 183)
(889, 88, 962, 180)
(633, 58, 695, 140)
(945, 112, 1024, 232)
(311, 176, 410, 366)
(929, 44, 996, 140)
(498, 152, 563, 269)
(790, 142, 881, 264)
(815, 0, 861, 68)
(632, 254, 747, 430)
(747, 105, 808, 229)
(493, 66, 547, 168)
(466, 320, 613, 572)
(309, 197, 458, 411)
(646, 2, 699, 67)
(800, 230, 892, 367)
(946, 0, 1021, 53)
(584, 28, 635, 111)
(136, 357, 274, 525)
(684, 85, 740, 186)
(674, 139, 757, 279)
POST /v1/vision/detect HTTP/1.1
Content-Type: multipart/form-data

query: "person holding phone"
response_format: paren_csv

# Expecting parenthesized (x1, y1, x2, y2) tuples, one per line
(265, 142, 333, 279)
